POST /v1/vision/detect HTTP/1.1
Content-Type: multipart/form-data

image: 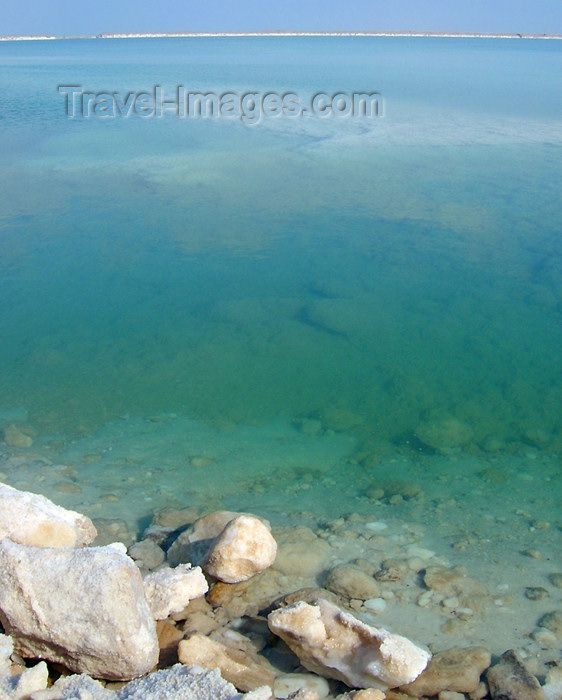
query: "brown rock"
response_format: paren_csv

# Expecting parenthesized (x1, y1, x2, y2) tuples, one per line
(3, 425, 33, 448)
(152, 506, 200, 529)
(326, 565, 380, 600)
(155, 618, 184, 667)
(208, 568, 318, 622)
(400, 646, 491, 696)
(272, 527, 332, 577)
(538, 610, 562, 637)
(128, 539, 166, 570)
(92, 518, 134, 548)
(486, 650, 546, 700)
(274, 588, 341, 610)
(178, 631, 276, 692)
(375, 559, 409, 582)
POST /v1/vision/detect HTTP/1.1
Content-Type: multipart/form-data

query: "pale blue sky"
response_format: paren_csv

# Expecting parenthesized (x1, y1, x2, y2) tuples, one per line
(1, 0, 561, 37)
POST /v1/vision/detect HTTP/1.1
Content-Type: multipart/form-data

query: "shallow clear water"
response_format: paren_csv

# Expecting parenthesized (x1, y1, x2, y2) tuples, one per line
(0, 37, 561, 538)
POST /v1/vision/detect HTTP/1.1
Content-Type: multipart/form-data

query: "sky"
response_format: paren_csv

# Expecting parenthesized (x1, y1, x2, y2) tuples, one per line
(1, 0, 561, 37)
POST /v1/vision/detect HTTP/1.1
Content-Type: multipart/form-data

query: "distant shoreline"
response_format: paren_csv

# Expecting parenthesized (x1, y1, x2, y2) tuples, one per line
(1, 30, 561, 41)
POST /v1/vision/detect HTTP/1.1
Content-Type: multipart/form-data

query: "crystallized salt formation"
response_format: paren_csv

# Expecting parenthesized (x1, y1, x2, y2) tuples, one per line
(268, 599, 430, 690)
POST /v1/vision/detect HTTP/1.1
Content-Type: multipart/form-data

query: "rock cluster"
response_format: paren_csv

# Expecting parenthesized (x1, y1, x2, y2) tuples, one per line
(0, 482, 559, 700)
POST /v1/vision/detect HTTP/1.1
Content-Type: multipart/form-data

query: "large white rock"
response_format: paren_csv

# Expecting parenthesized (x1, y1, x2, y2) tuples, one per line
(0, 482, 97, 548)
(0, 539, 159, 680)
(268, 599, 430, 690)
(167, 512, 277, 584)
(143, 565, 208, 620)
(205, 515, 277, 583)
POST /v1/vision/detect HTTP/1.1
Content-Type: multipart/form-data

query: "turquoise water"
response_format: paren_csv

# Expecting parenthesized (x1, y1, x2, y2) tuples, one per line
(0, 38, 561, 527)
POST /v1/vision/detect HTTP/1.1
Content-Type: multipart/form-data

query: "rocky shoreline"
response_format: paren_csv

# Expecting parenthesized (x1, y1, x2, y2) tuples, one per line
(0, 482, 560, 700)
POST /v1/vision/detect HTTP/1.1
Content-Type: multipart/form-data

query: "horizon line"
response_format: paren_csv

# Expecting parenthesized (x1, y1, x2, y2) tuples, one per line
(1, 30, 562, 41)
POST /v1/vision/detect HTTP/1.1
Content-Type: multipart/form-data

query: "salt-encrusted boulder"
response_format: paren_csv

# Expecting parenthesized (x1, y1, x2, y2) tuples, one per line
(0, 482, 96, 548)
(486, 650, 546, 700)
(0, 540, 159, 680)
(143, 565, 208, 620)
(268, 599, 430, 690)
(167, 510, 240, 566)
(168, 512, 277, 584)
(205, 515, 277, 583)
(0, 661, 49, 699)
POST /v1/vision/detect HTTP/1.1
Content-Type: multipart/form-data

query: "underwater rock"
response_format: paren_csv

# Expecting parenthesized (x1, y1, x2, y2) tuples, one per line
(0, 482, 96, 548)
(0, 540, 158, 680)
(178, 631, 277, 692)
(423, 566, 486, 614)
(325, 565, 380, 601)
(486, 649, 546, 700)
(321, 406, 364, 433)
(293, 418, 323, 436)
(375, 559, 409, 583)
(128, 539, 166, 571)
(399, 646, 491, 696)
(274, 588, 341, 610)
(272, 526, 331, 577)
(93, 518, 134, 548)
(3, 425, 33, 448)
(143, 564, 208, 620)
(205, 515, 277, 584)
(415, 417, 473, 452)
(538, 610, 562, 637)
(379, 480, 422, 501)
(267, 599, 430, 690)
(152, 506, 200, 530)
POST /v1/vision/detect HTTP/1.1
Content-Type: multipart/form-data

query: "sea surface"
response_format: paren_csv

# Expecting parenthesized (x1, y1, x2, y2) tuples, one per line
(0, 37, 560, 554)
